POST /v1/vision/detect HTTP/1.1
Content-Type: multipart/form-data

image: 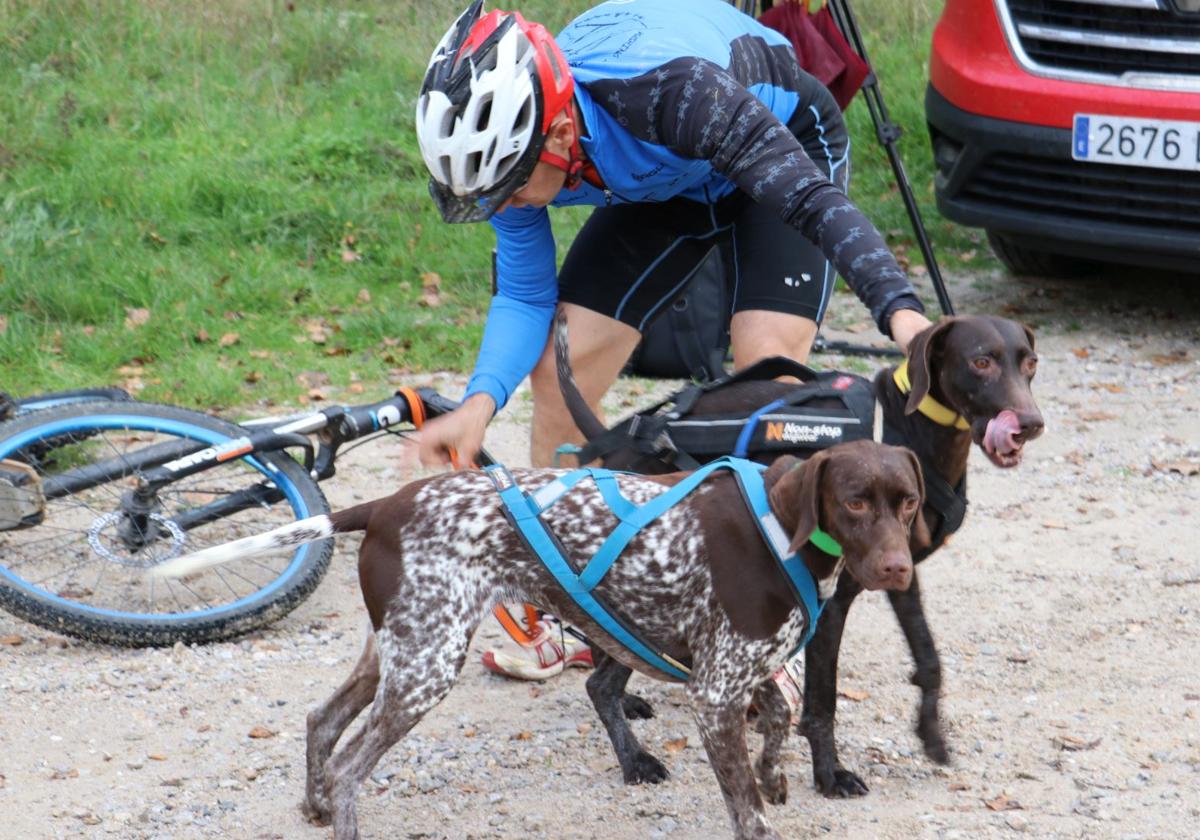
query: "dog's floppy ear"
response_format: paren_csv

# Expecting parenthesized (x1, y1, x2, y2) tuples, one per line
(904, 316, 958, 416)
(1020, 321, 1037, 353)
(769, 451, 829, 554)
(903, 448, 932, 551)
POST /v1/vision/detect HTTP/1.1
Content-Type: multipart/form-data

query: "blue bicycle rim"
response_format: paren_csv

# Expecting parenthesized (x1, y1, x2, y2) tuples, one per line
(0, 414, 315, 623)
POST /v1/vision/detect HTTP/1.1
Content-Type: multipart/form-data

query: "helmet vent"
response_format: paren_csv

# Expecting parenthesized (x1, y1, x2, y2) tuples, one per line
(512, 98, 533, 135)
(475, 96, 493, 132)
(466, 150, 483, 180)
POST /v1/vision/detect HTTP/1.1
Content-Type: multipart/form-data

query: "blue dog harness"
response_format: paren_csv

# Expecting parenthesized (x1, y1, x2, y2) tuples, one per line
(484, 457, 836, 682)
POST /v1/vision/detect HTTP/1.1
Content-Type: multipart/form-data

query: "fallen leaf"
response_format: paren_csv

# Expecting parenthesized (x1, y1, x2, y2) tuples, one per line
(958, 249, 976, 261)
(1071, 347, 1090, 359)
(1053, 734, 1101, 751)
(0, 635, 23, 646)
(1151, 458, 1200, 477)
(420, 272, 443, 308)
(576, 723, 592, 736)
(303, 320, 329, 344)
(984, 793, 1023, 811)
(147, 753, 168, 761)
(1079, 411, 1116, 422)
(511, 731, 534, 741)
(1151, 350, 1189, 366)
(218, 332, 240, 348)
(247, 726, 275, 739)
(838, 688, 870, 702)
(663, 737, 688, 753)
(194, 328, 211, 343)
(244, 370, 262, 384)
(348, 382, 365, 394)
(296, 370, 330, 389)
(462, 728, 476, 738)
(844, 322, 869, 334)
(1041, 520, 1069, 530)
(323, 346, 352, 357)
(340, 249, 361, 263)
(50, 768, 80, 780)
(124, 307, 151, 329)
(0, 315, 7, 335)
(910, 264, 928, 277)
(356, 288, 371, 304)
(57, 585, 93, 599)
(948, 782, 971, 791)
(1090, 382, 1123, 394)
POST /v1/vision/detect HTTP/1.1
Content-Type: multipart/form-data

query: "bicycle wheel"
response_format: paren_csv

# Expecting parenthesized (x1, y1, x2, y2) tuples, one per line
(0, 401, 333, 646)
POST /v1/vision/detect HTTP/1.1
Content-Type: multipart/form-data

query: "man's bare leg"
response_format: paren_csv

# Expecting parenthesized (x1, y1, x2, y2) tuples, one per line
(730, 310, 819, 370)
(529, 303, 641, 468)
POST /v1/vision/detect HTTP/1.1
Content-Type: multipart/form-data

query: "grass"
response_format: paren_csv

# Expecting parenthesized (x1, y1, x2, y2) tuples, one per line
(0, 0, 990, 412)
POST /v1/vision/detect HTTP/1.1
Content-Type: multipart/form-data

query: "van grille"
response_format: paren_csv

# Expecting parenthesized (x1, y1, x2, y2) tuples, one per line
(1005, 0, 1200, 79)
(962, 151, 1200, 232)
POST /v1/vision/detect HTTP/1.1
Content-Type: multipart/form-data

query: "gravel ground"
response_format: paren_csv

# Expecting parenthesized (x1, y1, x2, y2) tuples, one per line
(1, 267, 1198, 840)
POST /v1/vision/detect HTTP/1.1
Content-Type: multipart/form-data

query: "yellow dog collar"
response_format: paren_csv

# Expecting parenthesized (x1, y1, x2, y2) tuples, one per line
(893, 362, 970, 431)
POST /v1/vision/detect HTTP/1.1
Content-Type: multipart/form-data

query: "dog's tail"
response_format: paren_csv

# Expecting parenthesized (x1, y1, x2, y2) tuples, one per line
(148, 499, 379, 580)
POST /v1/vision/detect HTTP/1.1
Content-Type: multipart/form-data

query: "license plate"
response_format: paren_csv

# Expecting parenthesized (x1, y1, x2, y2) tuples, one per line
(1073, 114, 1200, 172)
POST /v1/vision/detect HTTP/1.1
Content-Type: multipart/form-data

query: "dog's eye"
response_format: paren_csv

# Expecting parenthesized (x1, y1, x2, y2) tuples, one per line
(845, 499, 867, 513)
(902, 496, 920, 515)
(972, 356, 992, 372)
(1023, 355, 1038, 376)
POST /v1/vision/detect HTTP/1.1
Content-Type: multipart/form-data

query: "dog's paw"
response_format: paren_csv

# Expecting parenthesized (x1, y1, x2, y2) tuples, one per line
(621, 693, 655, 720)
(757, 767, 788, 805)
(624, 751, 669, 785)
(815, 768, 869, 798)
(299, 799, 331, 826)
(919, 727, 951, 765)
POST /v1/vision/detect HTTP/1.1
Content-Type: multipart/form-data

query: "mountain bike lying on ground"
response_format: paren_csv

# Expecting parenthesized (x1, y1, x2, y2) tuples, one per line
(0, 387, 504, 647)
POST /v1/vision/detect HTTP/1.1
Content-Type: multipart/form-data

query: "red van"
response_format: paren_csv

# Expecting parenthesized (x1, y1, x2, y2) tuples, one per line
(926, 0, 1200, 275)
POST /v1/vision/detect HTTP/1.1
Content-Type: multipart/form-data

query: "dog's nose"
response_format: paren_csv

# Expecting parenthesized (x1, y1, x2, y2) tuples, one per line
(878, 551, 913, 589)
(1015, 410, 1044, 442)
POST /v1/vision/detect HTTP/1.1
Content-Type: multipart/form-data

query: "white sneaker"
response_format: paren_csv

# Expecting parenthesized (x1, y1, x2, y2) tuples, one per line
(481, 619, 594, 681)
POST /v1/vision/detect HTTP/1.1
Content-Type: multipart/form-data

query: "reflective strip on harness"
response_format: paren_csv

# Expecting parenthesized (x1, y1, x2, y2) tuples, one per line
(485, 457, 832, 680)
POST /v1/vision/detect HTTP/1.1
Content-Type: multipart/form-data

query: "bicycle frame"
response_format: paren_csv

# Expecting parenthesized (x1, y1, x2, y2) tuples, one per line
(24, 388, 496, 544)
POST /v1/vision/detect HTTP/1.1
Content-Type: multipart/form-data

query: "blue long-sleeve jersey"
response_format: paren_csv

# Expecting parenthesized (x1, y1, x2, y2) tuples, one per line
(464, 0, 922, 410)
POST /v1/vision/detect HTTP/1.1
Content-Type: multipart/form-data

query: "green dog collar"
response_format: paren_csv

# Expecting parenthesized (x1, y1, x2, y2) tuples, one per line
(808, 528, 843, 558)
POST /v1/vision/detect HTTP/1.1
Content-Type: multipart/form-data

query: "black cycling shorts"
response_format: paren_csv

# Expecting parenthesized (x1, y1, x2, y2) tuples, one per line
(557, 104, 850, 333)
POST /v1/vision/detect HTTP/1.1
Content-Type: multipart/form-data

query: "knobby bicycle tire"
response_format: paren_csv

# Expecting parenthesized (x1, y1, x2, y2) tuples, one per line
(0, 401, 333, 646)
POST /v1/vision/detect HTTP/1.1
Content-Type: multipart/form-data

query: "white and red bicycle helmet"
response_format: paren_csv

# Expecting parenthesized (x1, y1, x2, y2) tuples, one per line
(416, 1, 575, 223)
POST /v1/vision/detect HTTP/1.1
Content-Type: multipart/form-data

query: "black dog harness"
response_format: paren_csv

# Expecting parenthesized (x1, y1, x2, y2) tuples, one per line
(572, 357, 877, 470)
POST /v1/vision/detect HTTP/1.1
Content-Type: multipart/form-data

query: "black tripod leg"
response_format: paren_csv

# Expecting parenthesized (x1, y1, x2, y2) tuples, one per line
(826, 0, 955, 318)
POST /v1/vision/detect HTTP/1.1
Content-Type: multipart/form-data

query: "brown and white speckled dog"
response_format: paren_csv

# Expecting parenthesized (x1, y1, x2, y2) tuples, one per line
(154, 438, 929, 840)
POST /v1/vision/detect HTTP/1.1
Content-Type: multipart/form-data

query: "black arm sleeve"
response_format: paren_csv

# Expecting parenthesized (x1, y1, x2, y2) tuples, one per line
(589, 56, 925, 335)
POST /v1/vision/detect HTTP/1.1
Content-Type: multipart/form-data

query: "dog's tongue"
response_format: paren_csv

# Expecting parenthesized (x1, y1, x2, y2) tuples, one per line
(984, 410, 1022, 456)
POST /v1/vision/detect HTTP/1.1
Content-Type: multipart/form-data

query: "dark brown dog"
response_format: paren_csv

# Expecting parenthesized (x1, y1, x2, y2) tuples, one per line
(159, 439, 928, 839)
(557, 314, 1043, 798)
